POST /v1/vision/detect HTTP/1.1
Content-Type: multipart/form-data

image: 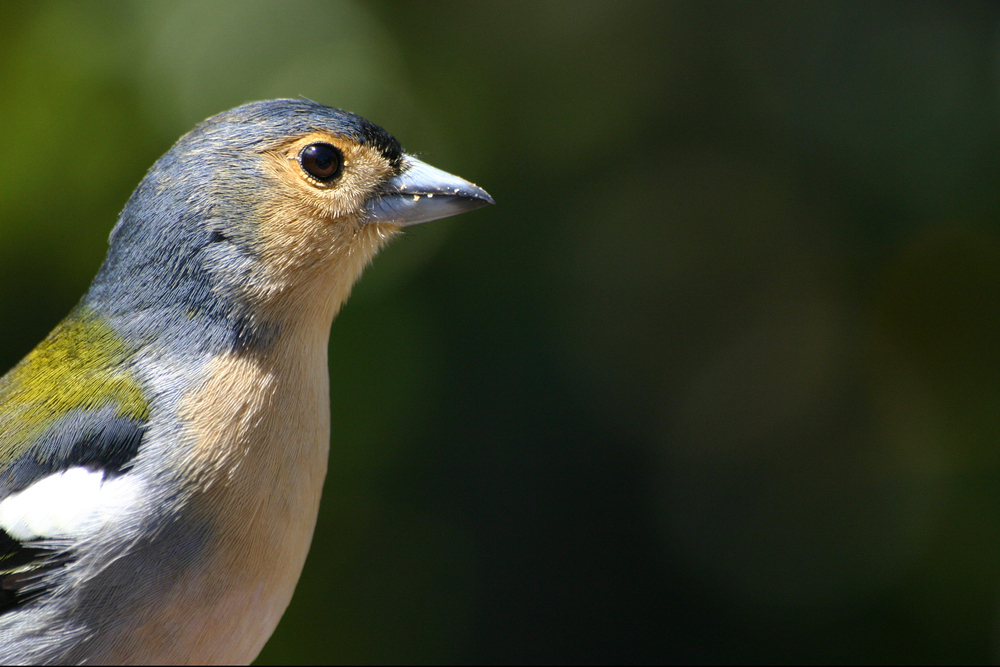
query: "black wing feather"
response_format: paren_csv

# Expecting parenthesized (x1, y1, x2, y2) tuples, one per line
(0, 406, 146, 615)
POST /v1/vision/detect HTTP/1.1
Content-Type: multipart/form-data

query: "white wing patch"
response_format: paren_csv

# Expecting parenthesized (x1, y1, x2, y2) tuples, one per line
(0, 467, 139, 541)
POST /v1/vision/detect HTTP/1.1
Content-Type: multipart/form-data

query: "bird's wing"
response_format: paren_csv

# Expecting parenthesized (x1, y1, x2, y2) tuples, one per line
(0, 312, 149, 613)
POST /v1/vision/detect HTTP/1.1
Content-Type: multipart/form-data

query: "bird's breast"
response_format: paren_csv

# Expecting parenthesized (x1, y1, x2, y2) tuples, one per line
(118, 341, 331, 665)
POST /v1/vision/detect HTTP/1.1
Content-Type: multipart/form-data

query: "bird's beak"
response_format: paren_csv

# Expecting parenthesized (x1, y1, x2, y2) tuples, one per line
(362, 156, 494, 227)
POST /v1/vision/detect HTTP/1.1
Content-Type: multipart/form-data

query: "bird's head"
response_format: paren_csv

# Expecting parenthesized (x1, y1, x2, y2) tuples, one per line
(85, 99, 491, 351)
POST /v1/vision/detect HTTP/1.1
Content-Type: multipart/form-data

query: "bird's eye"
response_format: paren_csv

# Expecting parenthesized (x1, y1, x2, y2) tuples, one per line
(299, 143, 344, 182)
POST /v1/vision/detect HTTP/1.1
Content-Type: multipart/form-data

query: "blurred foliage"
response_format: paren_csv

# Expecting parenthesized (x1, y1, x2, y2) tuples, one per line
(2, 0, 1000, 663)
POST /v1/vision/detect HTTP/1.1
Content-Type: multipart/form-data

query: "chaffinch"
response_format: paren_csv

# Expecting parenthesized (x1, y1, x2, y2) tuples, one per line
(0, 99, 492, 664)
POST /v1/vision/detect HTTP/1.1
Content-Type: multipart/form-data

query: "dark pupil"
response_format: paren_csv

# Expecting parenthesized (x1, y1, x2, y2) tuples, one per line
(300, 143, 342, 181)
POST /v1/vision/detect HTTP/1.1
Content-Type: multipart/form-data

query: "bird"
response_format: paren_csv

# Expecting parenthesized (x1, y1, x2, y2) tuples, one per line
(0, 99, 492, 664)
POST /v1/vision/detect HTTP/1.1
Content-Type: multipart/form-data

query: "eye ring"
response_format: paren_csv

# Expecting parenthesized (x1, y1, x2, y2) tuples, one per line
(299, 143, 344, 182)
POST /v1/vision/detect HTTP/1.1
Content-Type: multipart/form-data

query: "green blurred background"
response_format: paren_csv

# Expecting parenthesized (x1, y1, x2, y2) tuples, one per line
(2, 0, 1000, 663)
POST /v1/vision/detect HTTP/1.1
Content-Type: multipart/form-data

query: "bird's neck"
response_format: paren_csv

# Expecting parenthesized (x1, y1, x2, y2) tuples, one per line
(250, 221, 398, 352)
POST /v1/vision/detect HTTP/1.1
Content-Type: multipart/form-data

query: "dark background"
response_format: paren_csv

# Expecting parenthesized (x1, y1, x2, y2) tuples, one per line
(2, 1, 1000, 663)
